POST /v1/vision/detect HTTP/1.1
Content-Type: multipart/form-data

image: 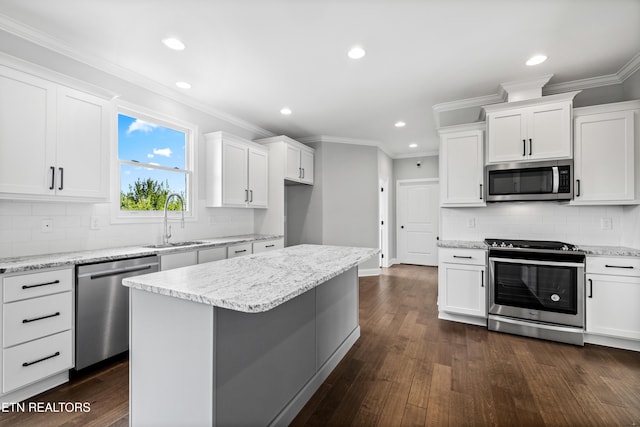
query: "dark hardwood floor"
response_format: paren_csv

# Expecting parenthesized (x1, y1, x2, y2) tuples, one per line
(2, 264, 639, 426)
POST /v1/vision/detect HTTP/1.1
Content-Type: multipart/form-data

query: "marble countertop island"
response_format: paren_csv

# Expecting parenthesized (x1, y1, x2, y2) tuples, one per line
(123, 244, 378, 313)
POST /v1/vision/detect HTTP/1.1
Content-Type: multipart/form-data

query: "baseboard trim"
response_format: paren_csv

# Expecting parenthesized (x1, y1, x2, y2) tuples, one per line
(358, 268, 380, 277)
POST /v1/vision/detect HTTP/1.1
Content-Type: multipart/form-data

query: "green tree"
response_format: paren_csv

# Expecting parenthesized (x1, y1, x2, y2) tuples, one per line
(120, 178, 184, 211)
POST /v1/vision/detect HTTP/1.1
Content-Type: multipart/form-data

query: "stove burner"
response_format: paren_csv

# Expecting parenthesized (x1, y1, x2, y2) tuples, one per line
(485, 239, 580, 252)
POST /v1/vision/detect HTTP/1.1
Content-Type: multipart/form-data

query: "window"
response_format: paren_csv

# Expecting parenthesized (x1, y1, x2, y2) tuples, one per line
(116, 108, 196, 219)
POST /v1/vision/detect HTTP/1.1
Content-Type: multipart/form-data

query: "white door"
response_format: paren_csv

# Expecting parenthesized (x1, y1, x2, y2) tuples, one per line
(397, 180, 439, 266)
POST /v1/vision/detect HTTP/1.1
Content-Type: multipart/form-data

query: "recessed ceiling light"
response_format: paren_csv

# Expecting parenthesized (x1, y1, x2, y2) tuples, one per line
(395, 121, 406, 128)
(347, 46, 366, 59)
(280, 107, 292, 115)
(409, 143, 418, 148)
(526, 54, 547, 66)
(162, 37, 185, 51)
(175, 81, 191, 89)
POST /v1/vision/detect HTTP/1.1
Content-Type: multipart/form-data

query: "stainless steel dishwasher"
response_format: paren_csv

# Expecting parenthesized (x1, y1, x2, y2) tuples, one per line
(75, 255, 159, 370)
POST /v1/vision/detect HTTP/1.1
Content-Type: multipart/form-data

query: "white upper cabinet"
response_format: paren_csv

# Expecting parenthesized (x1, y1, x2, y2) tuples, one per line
(205, 131, 268, 208)
(0, 65, 110, 201)
(572, 100, 639, 205)
(256, 135, 314, 185)
(485, 92, 577, 164)
(438, 123, 485, 207)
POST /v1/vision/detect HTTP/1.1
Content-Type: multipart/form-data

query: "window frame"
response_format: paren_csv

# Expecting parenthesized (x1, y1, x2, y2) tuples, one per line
(111, 103, 198, 223)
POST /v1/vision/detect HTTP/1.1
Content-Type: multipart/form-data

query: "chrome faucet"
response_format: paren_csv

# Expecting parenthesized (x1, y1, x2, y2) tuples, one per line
(163, 193, 185, 245)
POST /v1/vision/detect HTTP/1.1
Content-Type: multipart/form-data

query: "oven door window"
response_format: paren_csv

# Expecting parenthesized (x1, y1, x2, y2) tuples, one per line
(489, 167, 553, 195)
(493, 261, 577, 314)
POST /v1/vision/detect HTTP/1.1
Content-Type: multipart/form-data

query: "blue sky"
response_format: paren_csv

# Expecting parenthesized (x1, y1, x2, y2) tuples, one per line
(118, 114, 187, 197)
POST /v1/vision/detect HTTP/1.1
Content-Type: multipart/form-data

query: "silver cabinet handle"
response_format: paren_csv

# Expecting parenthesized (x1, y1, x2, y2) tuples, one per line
(234, 249, 247, 254)
(479, 183, 483, 200)
(249, 190, 253, 202)
(588, 278, 593, 298)
(605, 264, 634, 269)
(245, 189, 249, 202)
(453, 255, 473, 259)
(481, 272, 484, 287)
(522, 139, 526, 156)
(529, 138, 532, 156)
(576, 179, 581, 197)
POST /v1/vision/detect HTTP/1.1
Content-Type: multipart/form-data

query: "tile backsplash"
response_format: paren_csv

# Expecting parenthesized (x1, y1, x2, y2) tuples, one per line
(441, 203, 627, 246)
(0, 200, 254, 258)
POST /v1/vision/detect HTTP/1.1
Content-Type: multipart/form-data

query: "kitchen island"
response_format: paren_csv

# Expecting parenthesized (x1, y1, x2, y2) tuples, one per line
(122, 244, 377, 427)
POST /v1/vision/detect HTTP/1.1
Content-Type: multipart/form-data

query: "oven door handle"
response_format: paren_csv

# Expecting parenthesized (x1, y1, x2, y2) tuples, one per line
(552, 166, 559, 194)
(489, 257, 585, 268)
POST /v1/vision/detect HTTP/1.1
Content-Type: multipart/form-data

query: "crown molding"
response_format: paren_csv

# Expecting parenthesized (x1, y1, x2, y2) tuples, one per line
(544, 73, 621, 95)
(0, 13, 275, 138)
(617, 52, 640, 81)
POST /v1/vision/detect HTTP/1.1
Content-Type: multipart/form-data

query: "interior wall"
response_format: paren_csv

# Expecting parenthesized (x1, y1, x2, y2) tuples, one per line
(321, 143, 379, 271)
(377, 150, 393, 261)
(622, 67, 640, 100)
(0, 30, 266, 258)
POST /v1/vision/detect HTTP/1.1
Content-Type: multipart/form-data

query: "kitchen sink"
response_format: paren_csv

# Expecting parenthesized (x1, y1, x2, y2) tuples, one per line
(144, 241, 206, 249)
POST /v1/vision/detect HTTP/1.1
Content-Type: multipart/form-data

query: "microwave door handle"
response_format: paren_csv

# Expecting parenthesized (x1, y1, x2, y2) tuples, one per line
(552, 166, 559, 194)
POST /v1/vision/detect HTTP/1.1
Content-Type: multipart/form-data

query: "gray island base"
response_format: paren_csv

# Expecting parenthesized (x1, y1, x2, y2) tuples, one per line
(123, 244, 378, 426)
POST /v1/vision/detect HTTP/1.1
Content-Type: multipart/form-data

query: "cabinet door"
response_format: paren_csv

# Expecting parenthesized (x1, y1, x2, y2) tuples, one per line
(527, 102, 571, 160)
(284, 144, 301, 181)
(56, 87, 110, 199)
(574, 110, 634, 203)
(221, 140, 249, 206)
(438, 263, 486, 318)
(586, 274, 640, 340)
(440, 130, 484, 206)
(487, 109, 526, 163)
(300, 149, 314, 184)
(0, 66, 56, 195)
(160, 251, 198, 271)
(248, 147, 268, 208)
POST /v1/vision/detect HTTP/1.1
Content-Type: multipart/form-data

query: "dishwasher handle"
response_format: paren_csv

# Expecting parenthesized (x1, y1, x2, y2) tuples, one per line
(80, 264, 157, 280)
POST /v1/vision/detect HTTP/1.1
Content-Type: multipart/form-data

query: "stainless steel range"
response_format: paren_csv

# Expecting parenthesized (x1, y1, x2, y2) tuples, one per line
(486, 239, 585, 346)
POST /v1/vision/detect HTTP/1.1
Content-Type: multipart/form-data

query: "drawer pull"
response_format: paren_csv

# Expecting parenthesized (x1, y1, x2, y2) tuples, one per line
(265, 245, 275, 248)
(23, 312, 61, 324)
(22, 280, 60, 290)
(234, 249, 247, 254)
(22, 351, 60, 367)
(605, 264, 634, 269)
(453, 255, 473, 259)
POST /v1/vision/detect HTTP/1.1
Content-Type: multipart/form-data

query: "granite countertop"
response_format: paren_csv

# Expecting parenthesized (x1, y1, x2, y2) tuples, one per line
(578, 245, 640, 257)
(123, 244, 379, 313)
(0, 234, 283, 274)
(437, 240, 640, 257)
(437, 240, 487, 250)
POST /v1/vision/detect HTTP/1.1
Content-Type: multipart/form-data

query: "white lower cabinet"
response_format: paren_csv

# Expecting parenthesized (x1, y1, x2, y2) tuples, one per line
(198, 247, 227, 264)
(1, 267, 74, 401)
(585, 256, 640, 350)
(160, 251, 198, 271)
(252, 238, 284, 254)
(227, 243, 253, 259)
(437, 248, 487, 326)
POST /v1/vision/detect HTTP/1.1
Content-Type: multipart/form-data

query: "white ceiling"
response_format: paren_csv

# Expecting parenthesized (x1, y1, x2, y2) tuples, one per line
(0, 0, 639, 157)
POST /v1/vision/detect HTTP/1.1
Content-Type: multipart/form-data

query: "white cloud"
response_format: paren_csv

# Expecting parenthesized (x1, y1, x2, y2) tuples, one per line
(127, 119, 158, 135)
(153, 148, 172, 158)
(147, 153, 154, 159)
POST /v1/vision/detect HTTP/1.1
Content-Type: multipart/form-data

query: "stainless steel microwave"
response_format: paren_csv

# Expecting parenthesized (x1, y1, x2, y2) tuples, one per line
(485, 160, 573, 202)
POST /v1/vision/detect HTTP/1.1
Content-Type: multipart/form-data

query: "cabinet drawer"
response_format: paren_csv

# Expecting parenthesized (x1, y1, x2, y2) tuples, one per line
(586, 257, 640, 276)
(227, 243, 252, 258)
(198, 247, 227, 264)
(3, 268, 73, 303)
(253, 239, 284, 254)
(438, 248, 486, 266)
(3, 330, 73, 393)
(3, 292, 72, 348)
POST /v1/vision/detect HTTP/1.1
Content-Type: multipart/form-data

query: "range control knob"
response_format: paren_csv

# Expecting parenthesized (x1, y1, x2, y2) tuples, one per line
(492, 242, 498, 247)
(507, 243, 514, 248)
(500, 242, 507, 247)
(561, 245, 569, 251)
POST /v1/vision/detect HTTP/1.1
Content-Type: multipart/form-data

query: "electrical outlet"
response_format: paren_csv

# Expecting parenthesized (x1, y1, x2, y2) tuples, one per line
(41, 219, 53, 233)
(467, 218, 476, 228)
(600, 218, 612, 230)
(90, 216, 100, 230)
